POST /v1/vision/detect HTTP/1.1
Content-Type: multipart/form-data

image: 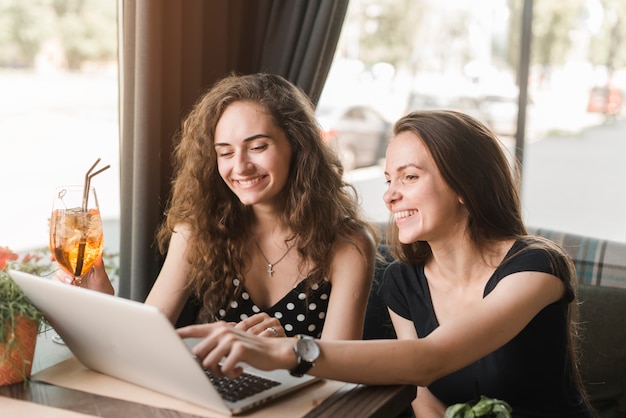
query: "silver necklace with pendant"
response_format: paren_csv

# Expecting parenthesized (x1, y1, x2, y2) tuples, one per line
(254, 239, 295, 277)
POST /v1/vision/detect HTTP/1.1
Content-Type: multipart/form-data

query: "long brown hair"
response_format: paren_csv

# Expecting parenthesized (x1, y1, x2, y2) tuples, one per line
(386, 110, 591, 411)
(157, 73, 376, 321)
(387, 110, 526, 263)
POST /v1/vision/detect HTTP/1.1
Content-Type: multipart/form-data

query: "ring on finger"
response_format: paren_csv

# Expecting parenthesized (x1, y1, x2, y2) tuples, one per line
(265, 327, 278, 337)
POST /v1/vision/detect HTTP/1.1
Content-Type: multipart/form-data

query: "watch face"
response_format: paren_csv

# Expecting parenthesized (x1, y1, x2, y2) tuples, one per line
(297, 337, 320, 363)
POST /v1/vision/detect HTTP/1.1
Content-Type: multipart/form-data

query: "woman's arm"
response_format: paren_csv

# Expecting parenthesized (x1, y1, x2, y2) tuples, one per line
(413, 387, 447, 418)
(178, 270, 565, 386)
(145, 224, 193, 324)
(389, 310, 445, 417)
(320, 227, 376, 340)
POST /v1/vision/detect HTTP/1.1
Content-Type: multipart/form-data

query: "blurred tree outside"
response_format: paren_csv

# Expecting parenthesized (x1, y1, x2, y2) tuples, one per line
(0, 1, 51, 68)
(347, 0, 484, 79)
(507, 0, 586, 81)
(0, 0, 116, 70)
(588, 0, 626, 83)
(336, 0, 626, 90)
(354, 0, 428, 72)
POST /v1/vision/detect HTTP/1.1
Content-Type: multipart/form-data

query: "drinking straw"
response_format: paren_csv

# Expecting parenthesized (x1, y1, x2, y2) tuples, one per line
(81, 158, 111, 212)
(74, 158, 110, 278)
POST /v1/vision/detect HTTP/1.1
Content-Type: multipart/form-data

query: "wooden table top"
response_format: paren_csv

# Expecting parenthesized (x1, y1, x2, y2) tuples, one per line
(0, 330, 416, 417)
(0, 380, 415, 418)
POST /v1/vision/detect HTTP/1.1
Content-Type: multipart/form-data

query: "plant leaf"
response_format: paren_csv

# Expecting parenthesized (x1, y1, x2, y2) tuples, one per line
(444, 403, 471, 418)
(472, 396, 496, 415)
(492, 403, 513, 417)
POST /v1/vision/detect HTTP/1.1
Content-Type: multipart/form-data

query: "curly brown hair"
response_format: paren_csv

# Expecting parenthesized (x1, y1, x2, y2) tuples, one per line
(157, 73, 376, 322)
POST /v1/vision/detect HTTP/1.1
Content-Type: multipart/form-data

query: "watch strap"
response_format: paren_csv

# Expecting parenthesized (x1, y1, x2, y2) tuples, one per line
(289, 359, 314, 377)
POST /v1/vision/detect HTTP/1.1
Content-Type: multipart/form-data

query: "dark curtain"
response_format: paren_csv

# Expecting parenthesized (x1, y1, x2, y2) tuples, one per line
(118, 0, 349, 300)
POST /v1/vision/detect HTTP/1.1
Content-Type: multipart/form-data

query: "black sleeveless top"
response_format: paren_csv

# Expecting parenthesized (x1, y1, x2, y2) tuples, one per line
(217, 278, 331, 338)
(381, 240, 593, 417)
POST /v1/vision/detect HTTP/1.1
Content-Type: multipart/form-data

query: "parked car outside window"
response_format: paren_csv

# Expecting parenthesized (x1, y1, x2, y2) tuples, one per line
(405, 92, 485, 122)
(405, 90, 534, 140)
(316, 105, 391, 171)
(479, 94, 519, 138)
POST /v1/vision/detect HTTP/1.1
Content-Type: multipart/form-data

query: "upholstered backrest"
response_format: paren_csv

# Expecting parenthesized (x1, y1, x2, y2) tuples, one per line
(495, 228, 626, 416)
(528, 227, 626, 289)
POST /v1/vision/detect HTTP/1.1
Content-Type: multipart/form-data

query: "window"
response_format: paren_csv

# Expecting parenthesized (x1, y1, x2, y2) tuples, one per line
(0, 1, 120, 254)
(321, 0, 626, 242)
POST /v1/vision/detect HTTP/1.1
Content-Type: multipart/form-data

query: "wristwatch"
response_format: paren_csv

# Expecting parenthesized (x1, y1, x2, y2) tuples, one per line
(289, 334, 320, 377)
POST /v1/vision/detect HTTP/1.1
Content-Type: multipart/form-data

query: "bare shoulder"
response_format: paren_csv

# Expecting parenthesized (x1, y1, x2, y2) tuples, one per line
(334, 222, 377, 257)
(327, 223, 377, 286)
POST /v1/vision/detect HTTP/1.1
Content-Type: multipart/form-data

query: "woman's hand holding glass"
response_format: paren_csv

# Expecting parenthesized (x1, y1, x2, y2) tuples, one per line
(52, 252, 114, 294)
(49, 184, 114, 294)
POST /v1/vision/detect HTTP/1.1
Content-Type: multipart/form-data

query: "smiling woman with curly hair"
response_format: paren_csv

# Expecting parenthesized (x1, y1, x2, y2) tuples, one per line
(143, 73, 377, 341)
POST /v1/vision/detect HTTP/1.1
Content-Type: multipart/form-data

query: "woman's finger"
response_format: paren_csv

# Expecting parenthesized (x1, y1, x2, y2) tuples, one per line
(263, 326, 279, 337)
(237, 313, 285, 336)
(234, 312, 268, 331)
(52, 269, 75, 285)
(178, 322, 246, 377)
(257, 317, 285, 337)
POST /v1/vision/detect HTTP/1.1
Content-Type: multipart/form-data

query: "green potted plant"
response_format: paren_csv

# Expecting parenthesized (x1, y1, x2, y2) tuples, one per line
(1, 245, 119, 385)
(0, 246, 52, 385)
(445, 395, 513, 418)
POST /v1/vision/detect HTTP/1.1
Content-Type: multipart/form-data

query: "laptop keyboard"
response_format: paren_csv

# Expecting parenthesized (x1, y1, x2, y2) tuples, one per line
(205, 370, 281, 402)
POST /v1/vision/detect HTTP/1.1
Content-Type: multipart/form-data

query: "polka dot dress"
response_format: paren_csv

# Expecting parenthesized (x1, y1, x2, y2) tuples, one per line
(217, 280, 331, 338)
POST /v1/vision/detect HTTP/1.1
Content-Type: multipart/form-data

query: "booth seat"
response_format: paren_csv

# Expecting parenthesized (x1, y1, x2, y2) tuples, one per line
(527, 227, 626, 418)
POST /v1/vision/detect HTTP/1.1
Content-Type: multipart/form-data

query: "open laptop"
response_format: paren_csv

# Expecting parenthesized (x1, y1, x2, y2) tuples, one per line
(9, 270, 320, 416)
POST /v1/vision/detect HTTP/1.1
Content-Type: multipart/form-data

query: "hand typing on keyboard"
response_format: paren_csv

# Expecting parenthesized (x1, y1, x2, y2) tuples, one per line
(177, 322, 300, 380)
